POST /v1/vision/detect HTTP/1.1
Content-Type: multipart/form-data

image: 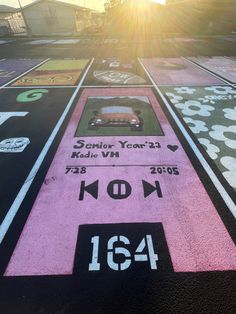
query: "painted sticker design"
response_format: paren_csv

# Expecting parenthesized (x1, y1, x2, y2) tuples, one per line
(5, 88, 236, 277)
(141, 58, 222, 85)
(85, 58, 149, 86)
(16, 89, 49, 102)
(12, 59, 89, 86)
(0, 88, 75, 225)
(93, 70, 146, 84)
(0, 137, 30, 153)
(0, 112, 28, 126)
(163, 85, 236, 191)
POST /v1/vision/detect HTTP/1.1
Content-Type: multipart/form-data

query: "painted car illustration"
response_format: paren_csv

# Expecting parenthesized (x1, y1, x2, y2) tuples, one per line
(88, 106, 143, 130)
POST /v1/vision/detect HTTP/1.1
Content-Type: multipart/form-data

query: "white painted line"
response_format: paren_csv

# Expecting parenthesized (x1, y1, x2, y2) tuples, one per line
(0, 59, 50, 89)
(183, 57, 235, 88)
(104, 39, 119, 44)
(0, 40, 10, 44)
(53, 39, 80, 45)
(0, 58, 94, 243)
(132, 83, 227, 87)
(25, 40, 56, 45)
(50, 48, 70, 50)
(138, 57, 236, 218)
(86, 83, 231, 88)
(164, 38, 203, 43)
(4, 85, 77, 89)
(82, 84, 154, 88)
(222, 36, 236, 42)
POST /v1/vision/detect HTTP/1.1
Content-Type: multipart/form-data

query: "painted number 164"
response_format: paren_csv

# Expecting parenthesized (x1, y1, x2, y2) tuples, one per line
(89, 235, 159, 271)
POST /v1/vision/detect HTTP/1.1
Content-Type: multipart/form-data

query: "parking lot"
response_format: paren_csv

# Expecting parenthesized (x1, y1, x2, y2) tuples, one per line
(0, 37, 235, 313)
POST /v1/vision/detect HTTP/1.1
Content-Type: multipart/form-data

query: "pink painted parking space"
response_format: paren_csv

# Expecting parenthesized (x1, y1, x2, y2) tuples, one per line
(140, 58, 223, 85)
(5, 88, 235, 276)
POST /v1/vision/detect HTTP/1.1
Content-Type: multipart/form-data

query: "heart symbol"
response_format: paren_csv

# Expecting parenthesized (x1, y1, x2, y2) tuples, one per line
(167, 145, 179, 152)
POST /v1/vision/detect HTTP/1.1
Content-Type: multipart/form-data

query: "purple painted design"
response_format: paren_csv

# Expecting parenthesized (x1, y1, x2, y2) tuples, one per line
(141, 58, 222, 85)
(5, 88, 236, 276)
(0, 59, 44, 86)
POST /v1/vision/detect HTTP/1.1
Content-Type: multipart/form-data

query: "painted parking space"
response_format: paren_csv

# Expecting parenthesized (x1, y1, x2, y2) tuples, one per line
(0, 87, 77, 234)
(189, 57, 236, 83)
(0, 59, 45, 86)
(162, 85, 236, 192)
(140, 58, 223, 85)
(84, 58, 150, 86)
(11, 59, 90, 86)
(4, 87, 235, 276)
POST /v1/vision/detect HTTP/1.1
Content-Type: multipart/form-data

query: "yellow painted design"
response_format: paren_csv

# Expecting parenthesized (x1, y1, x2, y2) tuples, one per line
(12, 59, 89, 86)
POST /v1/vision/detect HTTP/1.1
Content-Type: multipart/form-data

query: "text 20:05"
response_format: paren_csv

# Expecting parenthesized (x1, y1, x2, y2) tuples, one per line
(150, 167, 179, 175)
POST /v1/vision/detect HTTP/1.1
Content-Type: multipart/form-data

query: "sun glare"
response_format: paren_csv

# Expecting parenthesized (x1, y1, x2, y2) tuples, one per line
(135, 0, 166, 8)
(152, 0, 166, 4)
(135, 0, 166, 9)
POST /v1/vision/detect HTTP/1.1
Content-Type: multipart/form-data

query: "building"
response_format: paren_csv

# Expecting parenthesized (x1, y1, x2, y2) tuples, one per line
(0, 5, 27, 36)
(21, 0, 99, 36)
(0, 5, 17, 19)
(0, 5, 17, 36)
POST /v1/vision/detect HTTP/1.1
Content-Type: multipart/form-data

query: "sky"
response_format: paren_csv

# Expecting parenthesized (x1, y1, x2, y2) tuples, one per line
(0, 0, 106, 11)
(0, 0, 166, 12)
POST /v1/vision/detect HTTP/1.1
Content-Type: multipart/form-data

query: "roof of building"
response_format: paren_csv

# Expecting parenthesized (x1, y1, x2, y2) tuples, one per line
(166, 0, 236, 4)
(0, 5, 17, 13)
(22, 0, 95, 12)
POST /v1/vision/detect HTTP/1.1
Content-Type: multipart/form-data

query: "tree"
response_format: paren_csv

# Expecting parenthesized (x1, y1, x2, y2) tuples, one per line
(104, 0, 124, 12)
(103, 1, 162, 36)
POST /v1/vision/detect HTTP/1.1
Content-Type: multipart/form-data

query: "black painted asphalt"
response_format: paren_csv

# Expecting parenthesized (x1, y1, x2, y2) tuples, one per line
(0, 37, 235, 314)
(0, 35, 236, 59)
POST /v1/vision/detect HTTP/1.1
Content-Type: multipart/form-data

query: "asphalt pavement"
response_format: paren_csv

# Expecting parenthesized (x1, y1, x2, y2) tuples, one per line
(0, 36, 235, 313)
